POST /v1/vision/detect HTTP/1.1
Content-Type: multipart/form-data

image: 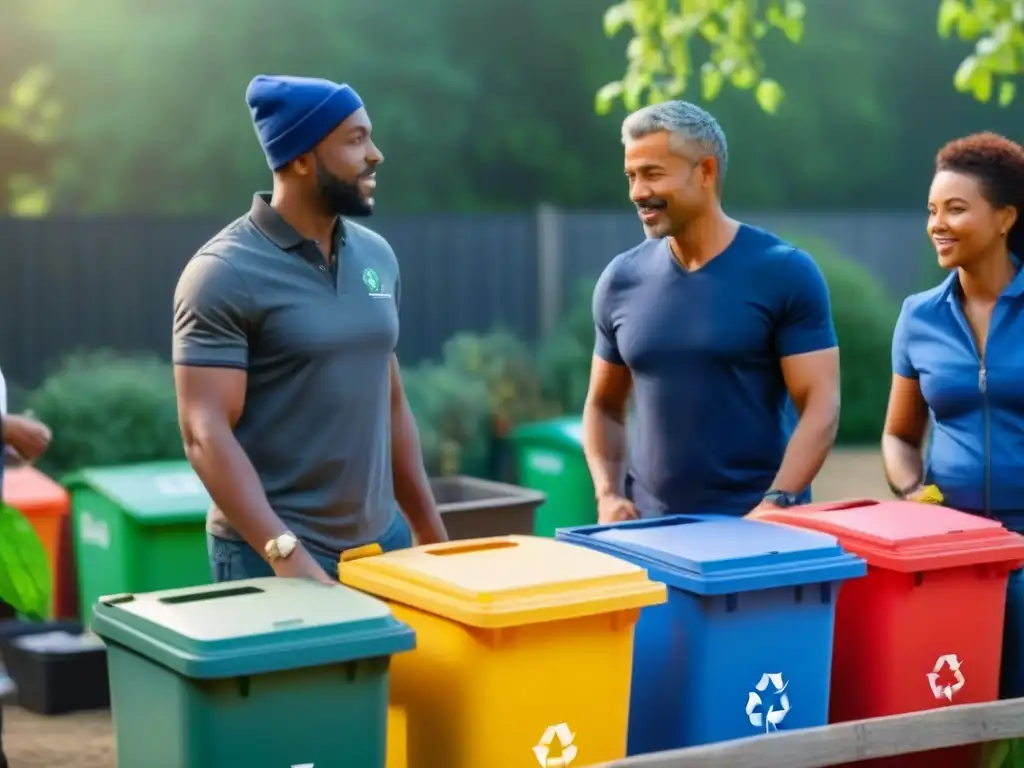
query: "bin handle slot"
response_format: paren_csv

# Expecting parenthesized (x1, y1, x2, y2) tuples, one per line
(809, 499, 880, 512)
(159, 586, 264, 604)
(425, 540, 519, 556)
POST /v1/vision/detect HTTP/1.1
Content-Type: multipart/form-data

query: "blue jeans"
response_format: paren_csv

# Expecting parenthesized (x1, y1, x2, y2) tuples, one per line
(208, 513, 413, 583)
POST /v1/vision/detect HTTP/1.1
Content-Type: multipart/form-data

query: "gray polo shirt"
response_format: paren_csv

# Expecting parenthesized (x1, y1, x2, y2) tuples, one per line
(172, 193, 400, 556)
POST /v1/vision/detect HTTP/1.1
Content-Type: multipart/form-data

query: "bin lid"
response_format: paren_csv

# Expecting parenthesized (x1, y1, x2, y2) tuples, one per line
(63, 461, 210, 525)
(91, 577, 415, 679)
(337, 535, 667, 629)
(760, 499, 1024, 572)
(556, 515, 865, 596)
(2, 467, 69, 517)
(510, 417, 583, 449)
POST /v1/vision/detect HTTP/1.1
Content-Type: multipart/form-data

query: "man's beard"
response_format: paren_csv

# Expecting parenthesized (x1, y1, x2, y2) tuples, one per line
(316, 164, 374, 217)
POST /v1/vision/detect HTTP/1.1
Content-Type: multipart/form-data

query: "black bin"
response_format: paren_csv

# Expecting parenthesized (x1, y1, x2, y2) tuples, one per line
(4, 629, 109, 715)
(430, 475, 545, 540)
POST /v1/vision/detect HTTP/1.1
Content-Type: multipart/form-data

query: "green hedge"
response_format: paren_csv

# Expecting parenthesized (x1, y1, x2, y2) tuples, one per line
(26, 350, 184, 476)
(778, 233, 899, 444)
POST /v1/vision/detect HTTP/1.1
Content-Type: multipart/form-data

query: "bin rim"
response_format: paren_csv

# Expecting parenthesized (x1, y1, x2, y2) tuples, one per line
(2, 466, 70, 516)
(62, 462, 210, 526)
(556, 515, 866, 596)
(759, 498, 1024, 573)
(509, 417, 583, 446)
(431, 475, 545, 513)
(91, 577, 416, 679)
(338, 534, 666, 629)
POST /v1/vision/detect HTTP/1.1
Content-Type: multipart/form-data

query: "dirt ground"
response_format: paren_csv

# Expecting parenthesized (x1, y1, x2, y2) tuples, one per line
(2, 449, 888, 767)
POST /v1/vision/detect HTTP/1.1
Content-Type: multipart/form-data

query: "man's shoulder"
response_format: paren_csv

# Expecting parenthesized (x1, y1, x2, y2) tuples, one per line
(599, 238, 662, 288)
(192, 215, 263, 262)
(737, 224, 814, 266)
(344, 219, 397, 264)
(735, 226, 828, 295)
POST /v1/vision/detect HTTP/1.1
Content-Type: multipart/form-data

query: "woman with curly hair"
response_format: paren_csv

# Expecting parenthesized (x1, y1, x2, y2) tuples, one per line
(881, 132, 1024, 701)
(882, 132, 1024, 515)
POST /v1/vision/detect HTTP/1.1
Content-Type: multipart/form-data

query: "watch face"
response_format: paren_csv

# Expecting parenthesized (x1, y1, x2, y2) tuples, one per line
(767, 491, 796, 508)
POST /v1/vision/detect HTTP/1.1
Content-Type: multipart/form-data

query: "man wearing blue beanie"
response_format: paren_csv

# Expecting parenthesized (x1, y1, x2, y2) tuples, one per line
(172, 74, 448, 586)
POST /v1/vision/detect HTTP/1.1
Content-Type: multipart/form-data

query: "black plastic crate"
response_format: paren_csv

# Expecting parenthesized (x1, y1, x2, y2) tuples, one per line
(0, 619, 83, 666)
(430, 476, 545, 540)
(4, 630, 109, 715)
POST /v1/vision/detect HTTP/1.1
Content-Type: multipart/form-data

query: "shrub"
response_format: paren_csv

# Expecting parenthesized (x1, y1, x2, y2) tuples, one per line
(439, 330, 559, 435)
(26, 350, 184, 476)
(782, 233, 899, 444)
(402, 361, 491, 477)
(536, 279, 597, 415)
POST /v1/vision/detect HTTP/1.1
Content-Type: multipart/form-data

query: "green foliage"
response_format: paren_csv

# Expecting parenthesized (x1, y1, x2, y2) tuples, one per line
(439, 330, 559, 434)
(0, 65, 59, 215)
(0, 504, 52, 620)
(403, 362, 492, 477)
(939, 0, 1024, 105)
(404, 330, 560, 477)
(782, 233, 899, 444)
(25, 351, 184, 476)
(537, 279, 598, 414)
(599, 0, 1024, 114)
(597, 0, 806, 114)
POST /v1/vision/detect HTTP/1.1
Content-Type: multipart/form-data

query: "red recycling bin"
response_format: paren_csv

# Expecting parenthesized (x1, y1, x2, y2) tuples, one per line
(762, 499, 1024, 768)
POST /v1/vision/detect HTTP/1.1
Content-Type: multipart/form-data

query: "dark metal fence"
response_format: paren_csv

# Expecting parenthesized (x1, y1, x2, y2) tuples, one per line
(0, 208, 930, 388)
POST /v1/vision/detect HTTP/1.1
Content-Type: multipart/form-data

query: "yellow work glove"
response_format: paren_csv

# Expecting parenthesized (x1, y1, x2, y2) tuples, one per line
(906, 484, 944, 505)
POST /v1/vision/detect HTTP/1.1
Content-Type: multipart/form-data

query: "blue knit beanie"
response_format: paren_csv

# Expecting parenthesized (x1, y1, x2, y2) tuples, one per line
(245, 74, 364, 170)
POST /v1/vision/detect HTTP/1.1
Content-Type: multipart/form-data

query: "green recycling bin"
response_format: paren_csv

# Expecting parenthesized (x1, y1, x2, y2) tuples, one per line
(64, 461, 212, 624)
(510, 416, 597, 537)
(93, 577, 415, 768)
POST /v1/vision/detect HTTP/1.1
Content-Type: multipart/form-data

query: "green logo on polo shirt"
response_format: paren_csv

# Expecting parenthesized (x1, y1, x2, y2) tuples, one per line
(362, 268, 380, 292)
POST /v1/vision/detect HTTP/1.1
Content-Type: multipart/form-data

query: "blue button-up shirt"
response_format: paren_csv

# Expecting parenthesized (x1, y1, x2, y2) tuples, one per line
(893, 265, 1024, 517)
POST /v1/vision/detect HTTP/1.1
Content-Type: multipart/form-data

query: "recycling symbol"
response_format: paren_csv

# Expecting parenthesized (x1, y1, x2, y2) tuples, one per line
(745, 673, 791, 732)
(532, 722, 577, 768)
(927, 654, 965, 702)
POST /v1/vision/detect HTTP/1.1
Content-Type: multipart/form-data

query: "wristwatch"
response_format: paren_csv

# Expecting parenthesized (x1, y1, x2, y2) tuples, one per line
(264, 532, 298, 564)
(762, 489, 800, 508)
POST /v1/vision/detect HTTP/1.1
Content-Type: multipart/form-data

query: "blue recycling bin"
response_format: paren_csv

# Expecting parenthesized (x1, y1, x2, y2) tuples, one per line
(556, 515, 866, 753)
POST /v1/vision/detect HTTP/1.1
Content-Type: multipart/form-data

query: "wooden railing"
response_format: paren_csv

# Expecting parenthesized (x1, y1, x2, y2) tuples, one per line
(593, 698, 1024, 767)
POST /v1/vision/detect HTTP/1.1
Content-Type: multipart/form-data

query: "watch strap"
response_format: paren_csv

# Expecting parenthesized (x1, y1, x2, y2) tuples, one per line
(762, 489, 799, 508)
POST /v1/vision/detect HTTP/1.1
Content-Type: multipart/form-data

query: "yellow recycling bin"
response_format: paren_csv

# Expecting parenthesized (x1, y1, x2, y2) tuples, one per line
(339, 535, 666, 768)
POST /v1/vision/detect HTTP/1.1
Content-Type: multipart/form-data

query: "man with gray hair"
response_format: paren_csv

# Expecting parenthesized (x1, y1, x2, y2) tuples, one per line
(582, 101, 840, 522)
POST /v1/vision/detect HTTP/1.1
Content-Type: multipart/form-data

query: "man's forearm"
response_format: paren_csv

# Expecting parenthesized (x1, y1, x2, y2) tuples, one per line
(770, 401, 839, 494)
(582, 401, 628, 498)
(391, 399, 447, 543)
(183, 423, 287, 553)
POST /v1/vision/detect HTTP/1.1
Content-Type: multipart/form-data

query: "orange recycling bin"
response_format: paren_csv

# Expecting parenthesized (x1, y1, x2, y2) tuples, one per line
(1, 467, 77, 618)
(762, 499, 1024, 768)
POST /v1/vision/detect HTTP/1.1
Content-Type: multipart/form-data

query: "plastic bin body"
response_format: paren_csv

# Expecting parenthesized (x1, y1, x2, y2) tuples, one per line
(429, 475, 544, 540)
(65, 462, 212, 623)
(511, 418, 596, 537)
(92, 577, 415, 768)
(762, 499, 1024, 768)
(339, 535, 667, 768)
(557, 515, 865, 752)
(5, 630, 109, 714)
(3, 467, 76, 618)
(1002, 568, 1024, 698)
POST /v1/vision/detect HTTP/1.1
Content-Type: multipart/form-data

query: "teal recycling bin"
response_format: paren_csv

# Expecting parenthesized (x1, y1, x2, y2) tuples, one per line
(93, 578, 416, 768)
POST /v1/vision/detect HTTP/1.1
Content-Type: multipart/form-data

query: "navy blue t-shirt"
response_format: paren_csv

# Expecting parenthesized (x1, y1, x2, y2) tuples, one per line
(593, 224, 837, 517)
